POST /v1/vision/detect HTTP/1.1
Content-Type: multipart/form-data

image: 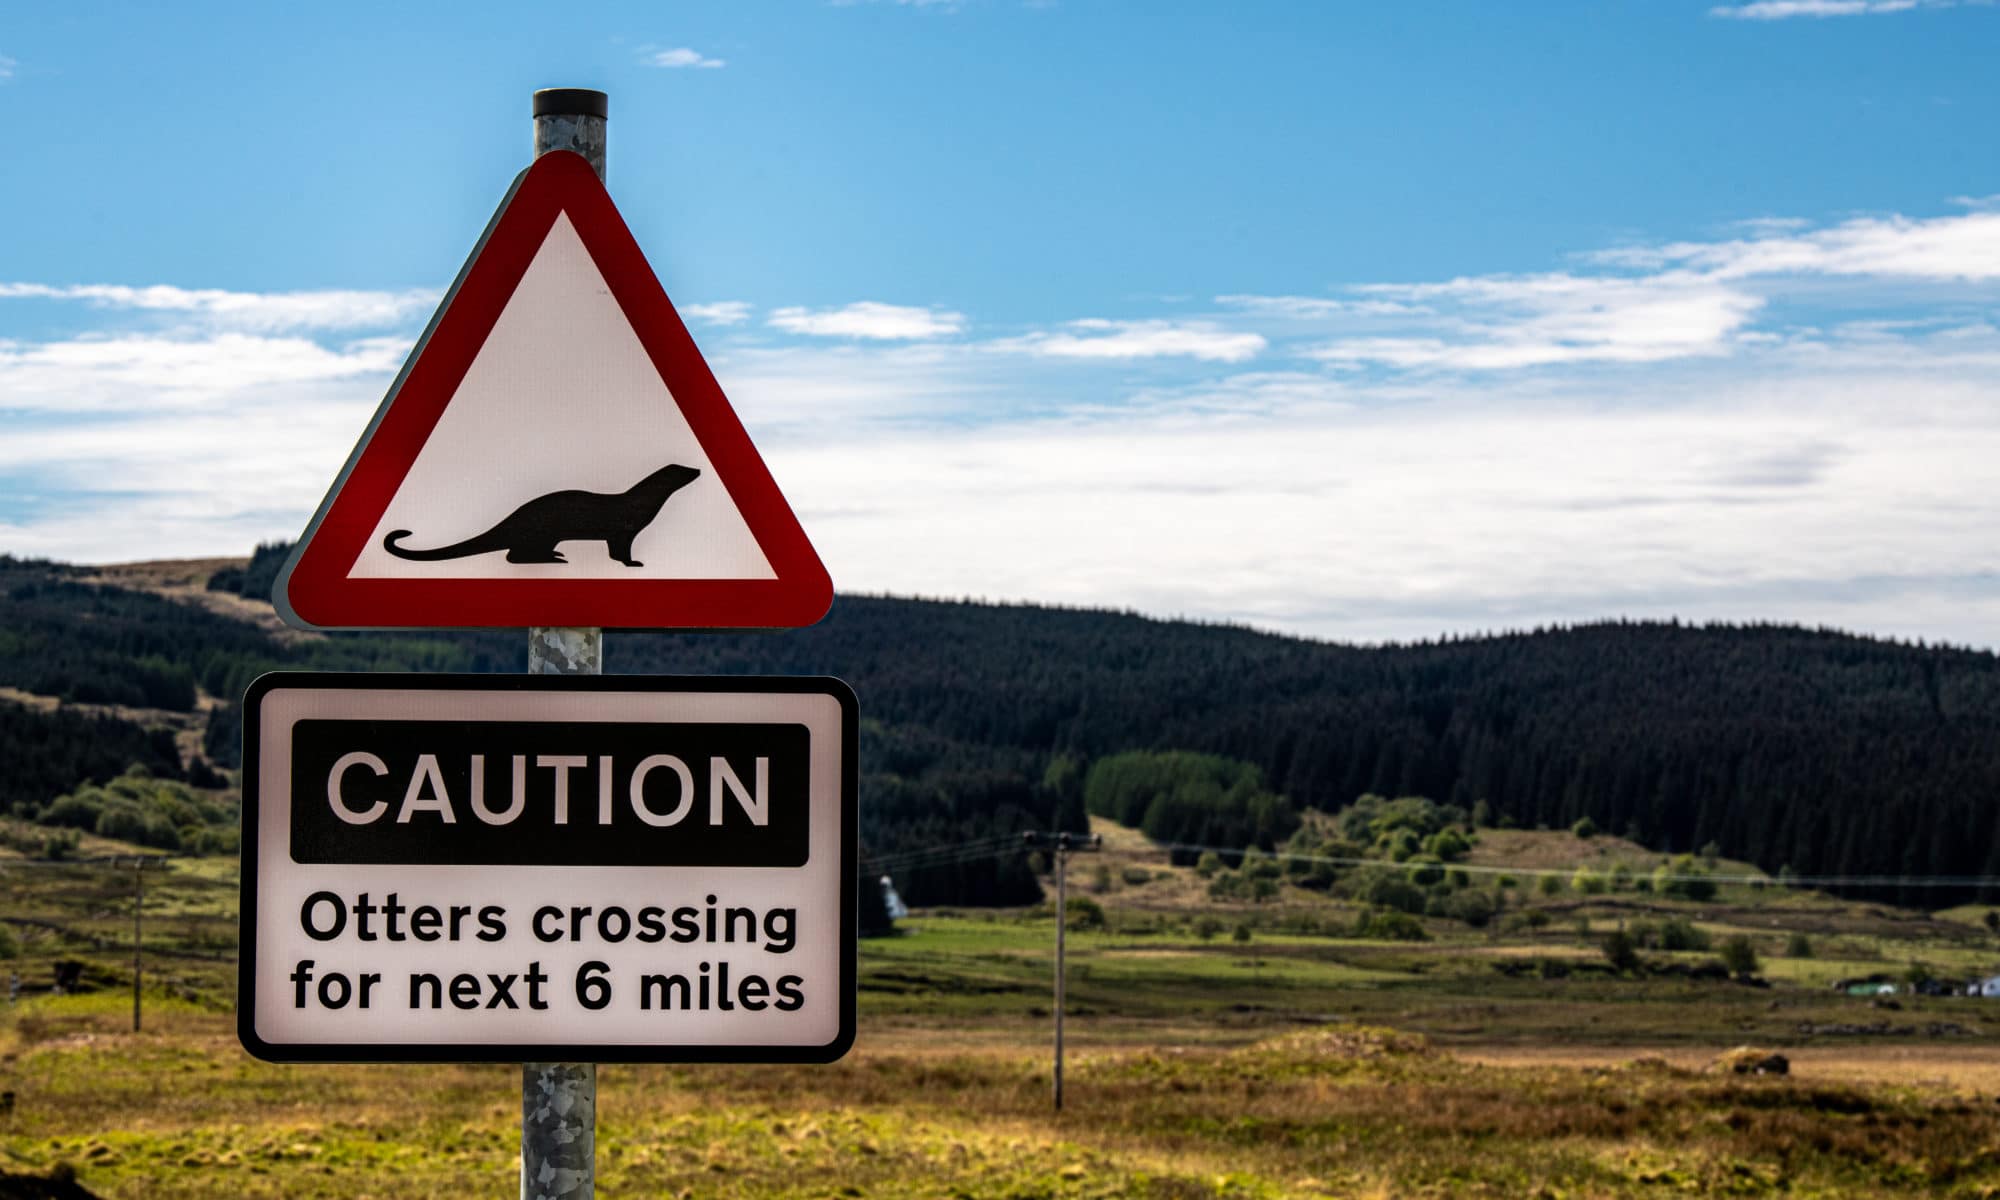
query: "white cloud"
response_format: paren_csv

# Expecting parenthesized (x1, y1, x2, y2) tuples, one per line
(1213, 294, 1424, 319)
(680, 300, 753, 326)
(645, 47, 725, 69)
(0, 55, 15, 82)
(1592, 210, 2000, 281)
(759, 359, 2000, 646)
(998, 318, 1266, 363)
(0, 281, 436, 333)
(1711, 0, 1925, 18)
(1310, 273, 1764, 370)
(768, 301, 966, 340)
(0, 332, 403, 414)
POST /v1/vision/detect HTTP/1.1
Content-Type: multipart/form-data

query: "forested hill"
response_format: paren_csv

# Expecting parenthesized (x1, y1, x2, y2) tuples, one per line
(4, 551, 2000, 904)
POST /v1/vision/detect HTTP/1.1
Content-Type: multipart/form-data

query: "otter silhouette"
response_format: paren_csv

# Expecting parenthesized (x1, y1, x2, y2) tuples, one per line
(383, 463, 701, 566)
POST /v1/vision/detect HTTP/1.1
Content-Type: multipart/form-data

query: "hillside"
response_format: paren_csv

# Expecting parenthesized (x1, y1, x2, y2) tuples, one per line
(2, 550, 1999, 906)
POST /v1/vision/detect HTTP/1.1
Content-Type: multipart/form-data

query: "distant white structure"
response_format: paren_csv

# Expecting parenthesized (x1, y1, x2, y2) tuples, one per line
(1976, 975, 2000, 998)
(880, 874, 909, 920)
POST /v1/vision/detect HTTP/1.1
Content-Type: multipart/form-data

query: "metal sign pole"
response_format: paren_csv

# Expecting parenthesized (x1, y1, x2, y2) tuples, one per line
(523, 85, 608, 1200)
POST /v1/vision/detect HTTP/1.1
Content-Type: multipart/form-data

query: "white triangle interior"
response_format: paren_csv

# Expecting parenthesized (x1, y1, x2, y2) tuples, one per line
(348, 213, 777, 582)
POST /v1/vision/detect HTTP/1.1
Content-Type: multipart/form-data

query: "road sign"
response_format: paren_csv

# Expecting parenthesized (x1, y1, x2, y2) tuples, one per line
(272, 150, 833, 631)
(238, 672, 856, 1063)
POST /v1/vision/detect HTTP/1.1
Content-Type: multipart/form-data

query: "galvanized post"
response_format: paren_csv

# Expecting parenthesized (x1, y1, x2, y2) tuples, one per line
(523, 85, 607, 1200)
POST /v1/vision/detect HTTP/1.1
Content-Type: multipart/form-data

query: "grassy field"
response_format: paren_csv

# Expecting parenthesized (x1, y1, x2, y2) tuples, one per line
(6, 825, 2000, 1197)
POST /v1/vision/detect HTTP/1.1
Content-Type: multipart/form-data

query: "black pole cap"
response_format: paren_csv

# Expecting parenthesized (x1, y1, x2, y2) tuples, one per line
(533, 88, 608, 119)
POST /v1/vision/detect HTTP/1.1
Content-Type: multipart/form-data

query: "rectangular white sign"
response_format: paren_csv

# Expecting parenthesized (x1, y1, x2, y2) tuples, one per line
(239, 673, 856, 1063)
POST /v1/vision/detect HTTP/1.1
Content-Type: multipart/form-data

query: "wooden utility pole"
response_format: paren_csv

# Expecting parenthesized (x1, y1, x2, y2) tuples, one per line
(131, 858, 143, 1033)
(1025, 831, 1100, 1111)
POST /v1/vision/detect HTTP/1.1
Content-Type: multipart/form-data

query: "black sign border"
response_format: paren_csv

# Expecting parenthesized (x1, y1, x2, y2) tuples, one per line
(239, 671, 858, 1065)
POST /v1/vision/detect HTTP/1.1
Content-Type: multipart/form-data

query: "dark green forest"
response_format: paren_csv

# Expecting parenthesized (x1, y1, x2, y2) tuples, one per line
(5, 551, 2000, 905)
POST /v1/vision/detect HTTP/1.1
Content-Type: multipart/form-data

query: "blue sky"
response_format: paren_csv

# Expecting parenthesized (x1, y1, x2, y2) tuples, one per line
(3, 0, 1999, 645)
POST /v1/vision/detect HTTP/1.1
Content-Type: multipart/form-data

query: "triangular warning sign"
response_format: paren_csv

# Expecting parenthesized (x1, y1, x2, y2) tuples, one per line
(274, 151, 832, 631)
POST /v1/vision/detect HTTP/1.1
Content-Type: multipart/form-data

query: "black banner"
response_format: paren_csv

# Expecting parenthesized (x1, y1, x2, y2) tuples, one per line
(289, 719, 810, 866)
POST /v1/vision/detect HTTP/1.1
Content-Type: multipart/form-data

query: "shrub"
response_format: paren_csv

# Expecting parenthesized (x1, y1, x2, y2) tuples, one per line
(1231, 923, 1252, 944)
(1444, 889, 1496, 928)
(1659, 917, 1710, 953)
(1364, 875, 1428, 915)
(1571, 816, 1598, 839)
(1571, 867, 1609, 896)
(1120, 866, 1153, 887)
(1063, 896, 1105, 930)
(1424, 828, 1471, 862)
(1718, 935, 1760, 977)
(1537, 874, 1562, 897)
(1601, 928, 1640, 973)
(40, 792, 104, 830)
(1406, 855, 1446, 887)
(1194, 915, 1224, 941)
(0, 923, 18, 959)
(1195, 851, 1224, 878)
(1353, 909, 1429, 942)
(1785, 931, 1814, 959)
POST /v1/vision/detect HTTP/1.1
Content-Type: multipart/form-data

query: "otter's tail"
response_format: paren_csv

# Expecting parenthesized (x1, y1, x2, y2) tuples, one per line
(382, 529, 498, 561)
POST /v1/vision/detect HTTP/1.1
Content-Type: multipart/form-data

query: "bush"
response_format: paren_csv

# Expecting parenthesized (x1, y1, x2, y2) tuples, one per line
(1719, 935, 1760, 977)
(1195, 851, 1224, 878)
(1537, 874, 1562, 897)
(1444, 889, 1497, 928)
(1231, 923, 1252, 944)
(1571, 816, 1599, 839)
(0, 923, 18, 959)
(1785, 931, 1814, 959)
(1601, 928, 1640, 973)
(1063, 896, 1105, 930)
(1571, 867, 1609, 896)
(1363, 875, 1428, 915)
(1424, 828, 1471, 862)
(40, 792, 104, 830)
(1659, 917, 1710, 953)
(1194, 915, 1224, 941)
(1353, 909, 1429, 942)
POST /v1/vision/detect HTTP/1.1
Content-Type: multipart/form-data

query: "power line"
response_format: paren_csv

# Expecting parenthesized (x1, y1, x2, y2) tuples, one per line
(858, 831, 2000, 891)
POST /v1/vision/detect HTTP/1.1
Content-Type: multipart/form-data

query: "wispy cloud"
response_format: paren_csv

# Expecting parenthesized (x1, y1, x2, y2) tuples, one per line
(1588, 210, 2000, 280)
(1710, 0, 1968, 18)
(1300, 205, 2000, 372)
(1309, 274, 1764, 371)
(0, 333, 404, 414)
(680, 300, 753, 326)
(1214, 294, 1423, 320)
(0, 54, 16, 82)
(0, 281, 437, 333)
(644, 47, 726, 69)
(998, 319, 1266, 363)
(768, 301, 965, 340)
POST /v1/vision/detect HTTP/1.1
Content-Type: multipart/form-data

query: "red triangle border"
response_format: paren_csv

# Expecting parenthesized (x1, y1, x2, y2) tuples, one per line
(275, 151, 833, 631)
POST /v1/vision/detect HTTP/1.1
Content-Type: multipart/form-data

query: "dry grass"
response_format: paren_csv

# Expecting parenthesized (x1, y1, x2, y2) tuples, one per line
(6, 1002, 2000, 1199)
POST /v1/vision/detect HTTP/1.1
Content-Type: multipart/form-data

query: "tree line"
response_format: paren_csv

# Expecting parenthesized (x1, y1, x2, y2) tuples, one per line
(6, 551, 2000, 905)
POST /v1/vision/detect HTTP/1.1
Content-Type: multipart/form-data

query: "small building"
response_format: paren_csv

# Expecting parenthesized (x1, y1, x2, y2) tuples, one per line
(1973, 975, 2000, 998)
